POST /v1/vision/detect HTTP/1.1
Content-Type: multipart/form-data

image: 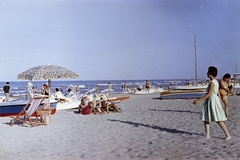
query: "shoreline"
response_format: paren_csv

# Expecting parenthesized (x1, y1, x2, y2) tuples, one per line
(1, 93, 240, 159)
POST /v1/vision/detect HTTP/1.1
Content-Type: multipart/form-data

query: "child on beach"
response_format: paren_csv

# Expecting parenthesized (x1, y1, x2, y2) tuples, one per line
(193, 66, 231, 140)
(219, 73, 233, 117)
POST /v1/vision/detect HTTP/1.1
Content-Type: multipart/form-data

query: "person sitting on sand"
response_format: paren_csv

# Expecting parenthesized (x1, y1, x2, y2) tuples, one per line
(78, 95, 89, 114)
(99, 96, 121, 113)
(82, 101, 92, 115)
(219, 73, 233, 117)
(107, 102, 121, 113)
(99, 96, 109, 113)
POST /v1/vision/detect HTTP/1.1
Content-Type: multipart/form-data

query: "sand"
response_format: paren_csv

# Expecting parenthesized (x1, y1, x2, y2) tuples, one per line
(1, 93, 240, 160)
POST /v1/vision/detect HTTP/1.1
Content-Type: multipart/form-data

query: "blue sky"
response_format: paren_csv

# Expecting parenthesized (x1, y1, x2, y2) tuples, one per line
(0, 0, 240, 81)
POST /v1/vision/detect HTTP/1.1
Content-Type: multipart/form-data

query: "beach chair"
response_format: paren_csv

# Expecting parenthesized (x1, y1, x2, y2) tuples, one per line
(10, 96, 46, 127)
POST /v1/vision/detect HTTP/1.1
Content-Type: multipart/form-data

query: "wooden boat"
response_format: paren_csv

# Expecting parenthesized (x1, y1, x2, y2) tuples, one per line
(108, 96, 130, 102)
(160, 90, 206, 100)
(0, 100, 57, 117)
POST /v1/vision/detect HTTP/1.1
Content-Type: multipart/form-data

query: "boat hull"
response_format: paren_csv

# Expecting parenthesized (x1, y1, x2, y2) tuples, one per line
(56, 101, 79, 110)
(108, 96, 130, 102)
(173, 85, 207, 90)
(0, 101, 57, 117)
(160, 90, 206, 100)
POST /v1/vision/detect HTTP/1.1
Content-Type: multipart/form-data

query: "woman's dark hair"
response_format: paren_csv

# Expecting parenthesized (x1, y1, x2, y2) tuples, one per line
(223, 73, 231, 79)
(208, 66, 218, 77)
(55, 88, 59, 92)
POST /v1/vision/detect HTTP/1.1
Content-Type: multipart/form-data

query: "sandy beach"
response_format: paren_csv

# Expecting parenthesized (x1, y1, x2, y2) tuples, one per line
(1, 93, 240, 160)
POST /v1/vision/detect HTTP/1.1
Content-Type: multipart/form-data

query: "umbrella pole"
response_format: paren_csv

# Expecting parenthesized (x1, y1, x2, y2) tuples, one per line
(48, 79, 51, 107)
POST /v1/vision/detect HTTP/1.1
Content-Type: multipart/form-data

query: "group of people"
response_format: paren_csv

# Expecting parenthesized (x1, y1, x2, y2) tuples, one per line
(78, 94, 121, 115)
(193, 66, 232, 140)
(26, 82, 50, 100)
(122, 80, 151, 94)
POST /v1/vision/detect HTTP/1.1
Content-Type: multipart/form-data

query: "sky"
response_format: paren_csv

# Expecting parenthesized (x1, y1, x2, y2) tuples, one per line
(0, 0, 240, 81)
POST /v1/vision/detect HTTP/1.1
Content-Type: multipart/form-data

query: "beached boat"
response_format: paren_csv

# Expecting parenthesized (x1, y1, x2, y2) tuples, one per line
(160, 90, 206, 100)
(173, 84, 208, 90)
(0, 99, 57, 117)
(56, 94, 130, 110)
(107, 96, 130, 103)
(56, 96, 80, 110)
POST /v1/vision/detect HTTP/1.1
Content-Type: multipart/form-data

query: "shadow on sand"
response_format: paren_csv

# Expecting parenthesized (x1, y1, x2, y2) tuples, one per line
(108, 119, 202, 136)
(149, 109, 200, 114)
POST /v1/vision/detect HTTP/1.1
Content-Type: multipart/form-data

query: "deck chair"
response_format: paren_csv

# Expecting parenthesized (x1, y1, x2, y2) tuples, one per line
(10, 96, 46, 127)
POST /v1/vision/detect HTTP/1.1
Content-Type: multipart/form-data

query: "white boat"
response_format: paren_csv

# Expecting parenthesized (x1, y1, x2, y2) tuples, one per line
(55, 92, 129, 110)
(173, 84, 207, 90)
(56, 99, 80, 110)
(55, 94, 82, 110)
(0, 96, 18, 102)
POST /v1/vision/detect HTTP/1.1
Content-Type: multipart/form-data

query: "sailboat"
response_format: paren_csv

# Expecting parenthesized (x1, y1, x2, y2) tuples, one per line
(173, 34, 208, 90)
(160, 35, 207, 99)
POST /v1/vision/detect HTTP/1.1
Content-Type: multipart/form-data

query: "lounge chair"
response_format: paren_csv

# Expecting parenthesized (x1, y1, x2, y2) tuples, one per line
(10, 96, 46, 127)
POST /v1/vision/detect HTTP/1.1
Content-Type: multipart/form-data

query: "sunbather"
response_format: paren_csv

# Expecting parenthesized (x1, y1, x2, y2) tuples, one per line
(99, 96, 121, 113)
(78, 95, 89, 114)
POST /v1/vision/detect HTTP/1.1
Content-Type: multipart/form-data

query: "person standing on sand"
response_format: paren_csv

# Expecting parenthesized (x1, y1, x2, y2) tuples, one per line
(108, 82, 112, 95)
(3, 82, 10, 102)
(219, 73, 233, 117)
(193, 66, 231, 140)
(145, 80, 150, 93)
(95, 85, 99, 94)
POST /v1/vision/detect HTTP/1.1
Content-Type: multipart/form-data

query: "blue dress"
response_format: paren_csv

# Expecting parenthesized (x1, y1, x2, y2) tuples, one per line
(200, 79, 227, 122)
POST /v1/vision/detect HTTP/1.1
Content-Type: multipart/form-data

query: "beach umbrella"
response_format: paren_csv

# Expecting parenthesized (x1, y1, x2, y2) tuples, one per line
(17, 64, 78, 98)
(17, 64, 78, 81)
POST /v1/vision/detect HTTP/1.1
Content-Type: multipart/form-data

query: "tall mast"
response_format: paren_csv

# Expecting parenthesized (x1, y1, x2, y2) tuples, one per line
(236, 62, 238, 73)
(194, 34, 197, 84)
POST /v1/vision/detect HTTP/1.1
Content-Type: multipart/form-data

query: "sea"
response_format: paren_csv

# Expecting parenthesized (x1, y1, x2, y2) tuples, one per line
(0, 79, 197, 96)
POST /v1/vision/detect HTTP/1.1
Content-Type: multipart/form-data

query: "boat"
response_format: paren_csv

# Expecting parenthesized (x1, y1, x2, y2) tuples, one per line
(56, 93, 130, 110)
(107, 96, 130, 103)
(160, 90, 206, 100)
(56, 96, 81, 110)
(173, 84, 208, 90)
(166, 34, 208, 93)
(0, 96, 18, 102)
(0, 99, 57, 117)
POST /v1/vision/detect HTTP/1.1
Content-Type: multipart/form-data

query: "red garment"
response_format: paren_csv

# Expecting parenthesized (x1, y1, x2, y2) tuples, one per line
(82, 105, 91, 115)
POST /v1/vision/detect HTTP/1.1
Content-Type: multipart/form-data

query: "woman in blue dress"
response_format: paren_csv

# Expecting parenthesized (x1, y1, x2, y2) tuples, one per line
(193, 66, 231, 140)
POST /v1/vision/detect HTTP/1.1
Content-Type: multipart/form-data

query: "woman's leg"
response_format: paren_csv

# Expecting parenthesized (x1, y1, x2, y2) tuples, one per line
(216, 121, 231, 140)
(204, 121, 210, 139)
